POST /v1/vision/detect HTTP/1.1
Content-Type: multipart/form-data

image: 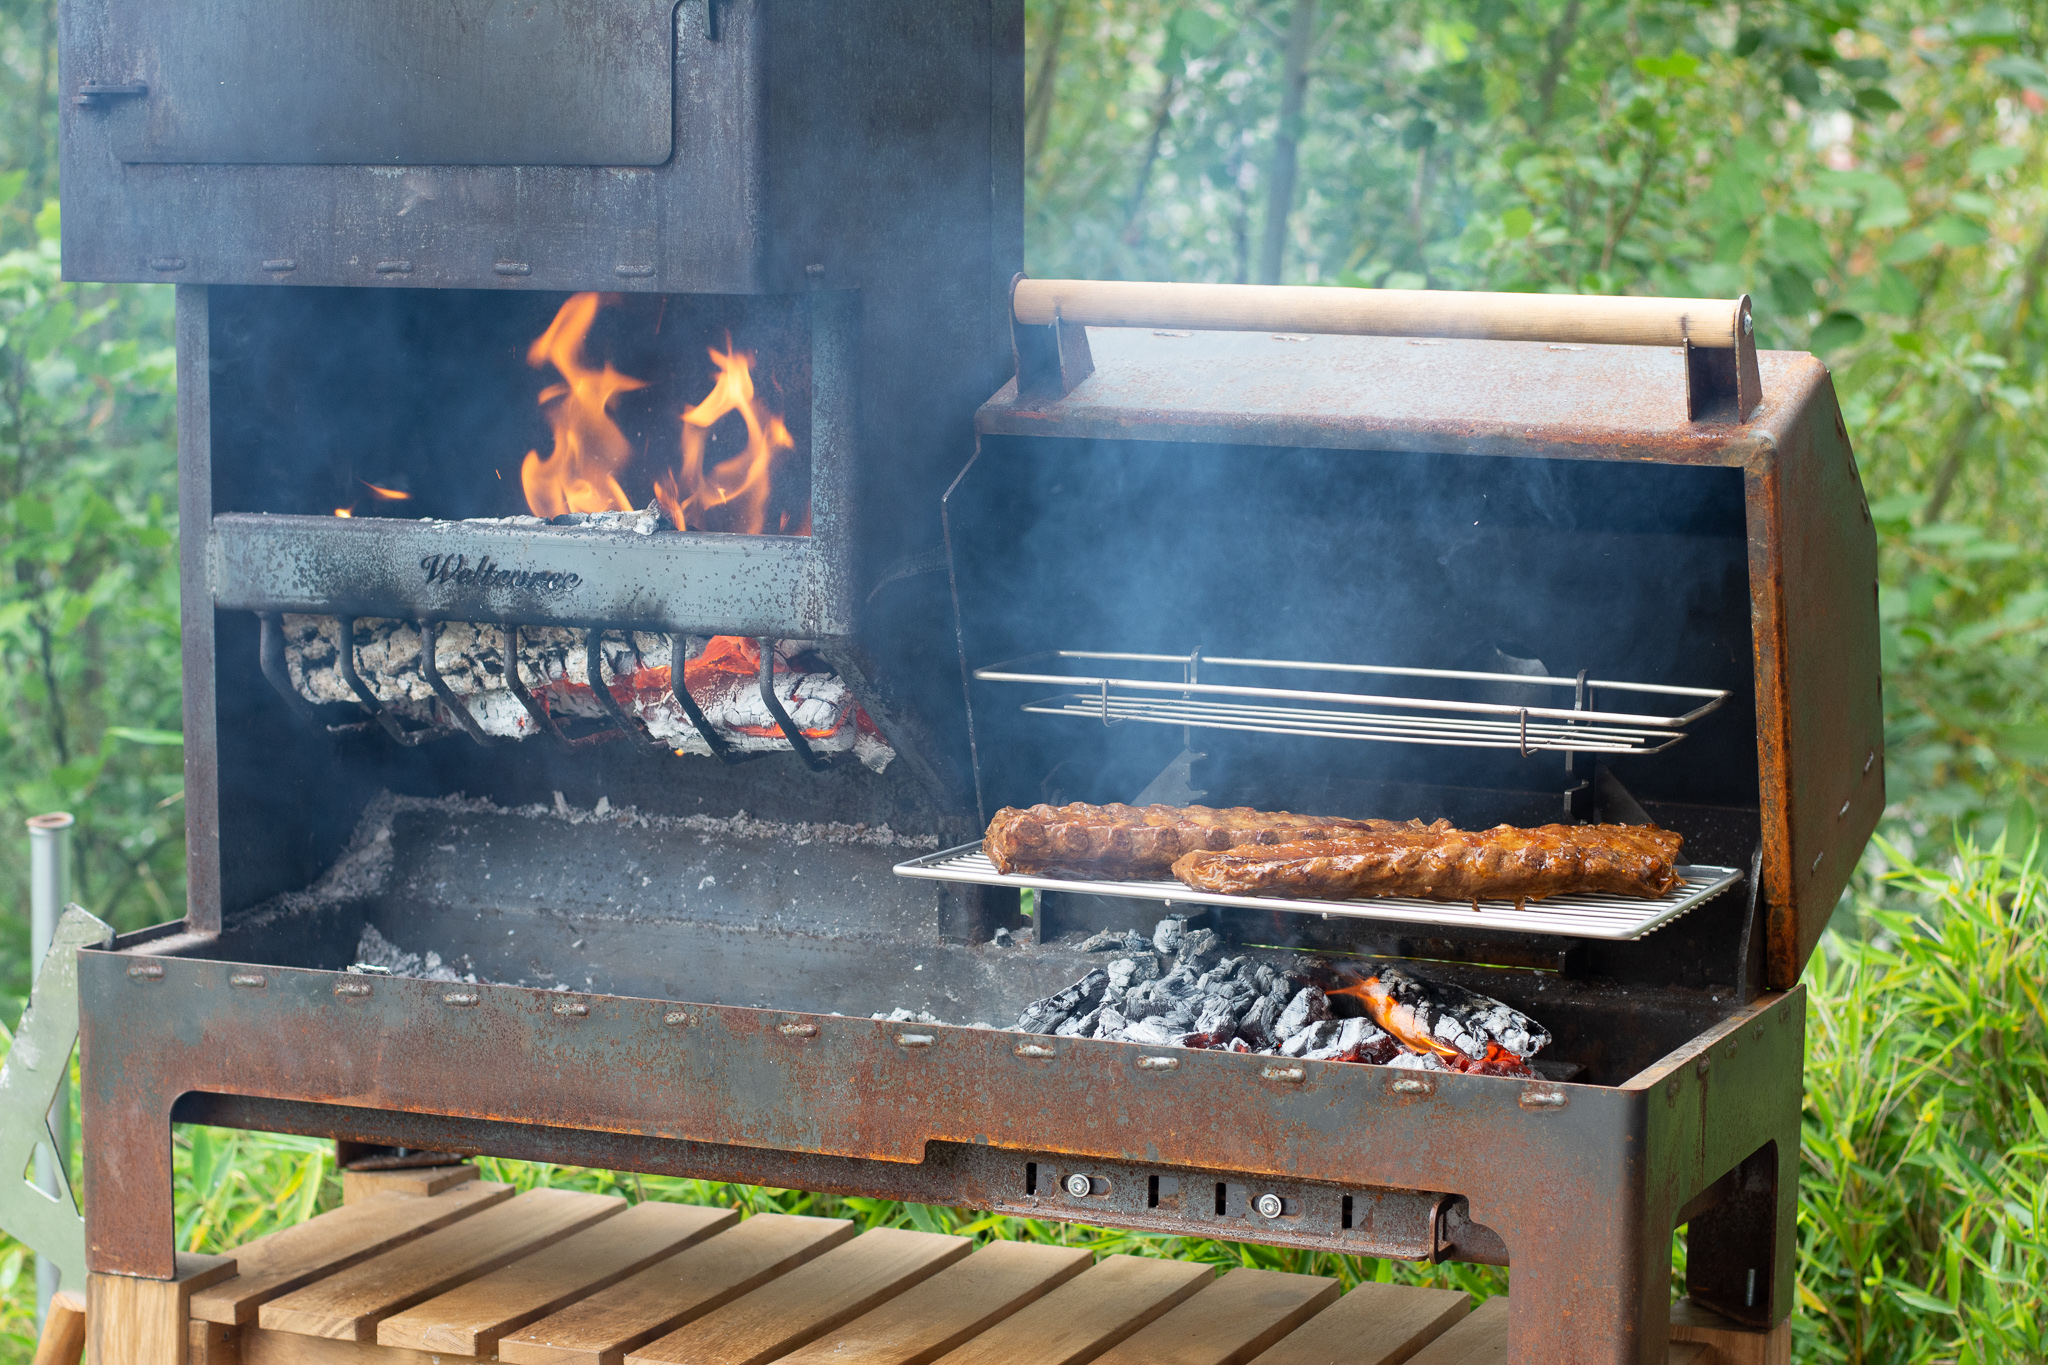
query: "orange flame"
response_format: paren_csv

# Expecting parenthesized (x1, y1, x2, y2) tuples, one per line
(1328, 977, 1467, 1063)
(1328, 976, 1533, 1076)
(653, 340, 793, 535)
(333, 507, 354, 518)
(520, 293, 648, 519)
(361, 481, 412, 501)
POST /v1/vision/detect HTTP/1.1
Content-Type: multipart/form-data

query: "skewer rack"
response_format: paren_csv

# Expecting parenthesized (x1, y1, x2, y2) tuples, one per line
(973, 651, 1729, 756)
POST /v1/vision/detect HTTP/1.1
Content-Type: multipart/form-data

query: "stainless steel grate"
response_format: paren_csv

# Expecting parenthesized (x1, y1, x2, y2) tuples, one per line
(895, 845, 1743, 941)
(973, 651, 1729, 755)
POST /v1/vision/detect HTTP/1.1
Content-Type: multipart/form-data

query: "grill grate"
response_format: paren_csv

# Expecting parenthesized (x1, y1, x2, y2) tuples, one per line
(895, 845, 1743, 941)
(974, 651, 1729, 756)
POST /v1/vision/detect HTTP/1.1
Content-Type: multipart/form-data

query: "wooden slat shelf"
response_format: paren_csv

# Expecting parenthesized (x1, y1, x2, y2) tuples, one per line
(69, 1176, 1782, 1365)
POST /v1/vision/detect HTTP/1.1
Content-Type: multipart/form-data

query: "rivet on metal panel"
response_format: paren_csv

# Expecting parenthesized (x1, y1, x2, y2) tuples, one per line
(1519, 1088, 1569, 1110)
(126, 961, 164, 982)
(1865, 750, 1877, 774)
(552, 1000, 589, 1017)
(1811, 851, 1825, 872)
(333, 980, 372, 999)
(443, 991, 480, 1007)
(1014, 1042, 1056, 1059)
(896, 1033, 935, 1048)
(228, 973, 266, 989)
(375, 260, 414, 274)
(147, 258, 185, 273)
(779, 1022, 819, 1038)
(1262, 1064, 1307, 1083)
(615, 264, 655, 278)
(494, 262, 533, 276)
(1667, 1075, 1681, 1098)
(1390, 1076, 1433, 1096)
(1136, 1055, 1180, 1071)
(1254, 1193, 1285, 1218)
(1695, 1055, 1712, 1076)
(663, 1010, 694, 1026)
(1838, 799, 1851, 819)
(1065, 1173, 1093, 1198)
(261, 259, 296, 273)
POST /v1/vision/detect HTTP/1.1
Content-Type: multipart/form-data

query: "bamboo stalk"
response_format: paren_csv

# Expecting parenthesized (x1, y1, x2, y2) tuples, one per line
(1012, 278, 1748, 349)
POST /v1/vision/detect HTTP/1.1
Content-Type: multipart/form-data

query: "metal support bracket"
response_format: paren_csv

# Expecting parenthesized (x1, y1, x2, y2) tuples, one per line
(0, 906, 114, 1293)
(1010, 274, 1095, 402)
(1685, 295, 1762, 424)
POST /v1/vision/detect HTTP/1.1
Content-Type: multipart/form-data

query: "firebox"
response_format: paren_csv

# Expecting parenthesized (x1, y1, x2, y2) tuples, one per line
(58, 5, 1877, 1363)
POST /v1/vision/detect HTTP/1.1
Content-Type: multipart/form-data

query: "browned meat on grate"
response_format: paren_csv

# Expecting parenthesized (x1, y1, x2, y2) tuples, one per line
(982, 802, 1429, 879)
(1170, 822, 1683, 903)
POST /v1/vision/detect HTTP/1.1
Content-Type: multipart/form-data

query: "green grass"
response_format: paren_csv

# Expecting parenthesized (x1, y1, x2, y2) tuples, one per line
(2, 840, 2042, 1363)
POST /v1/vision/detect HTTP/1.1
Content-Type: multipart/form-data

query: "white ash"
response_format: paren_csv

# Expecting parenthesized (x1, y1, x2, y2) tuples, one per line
(282, 616, 895, 772)
(1004, 951, 1547, 1073)
(1077, 928, 1151, 953)
(350, 925, 475, 984)
(416, 505, 665, 535)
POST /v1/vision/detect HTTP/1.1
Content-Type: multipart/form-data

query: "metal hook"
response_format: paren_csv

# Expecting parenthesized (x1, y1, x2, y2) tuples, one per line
(334, 615, 431, 746)
(419, 620, 503, 746)
(585, 629, 671, 753)
(757, 638, 830, 771)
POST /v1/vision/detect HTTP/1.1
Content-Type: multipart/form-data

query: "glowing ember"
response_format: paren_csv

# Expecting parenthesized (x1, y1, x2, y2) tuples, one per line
(520, 293, 648, 519)
(654, 339, 793, 535)
(361, 481, 411, 501)
(333, 507, 354, 518)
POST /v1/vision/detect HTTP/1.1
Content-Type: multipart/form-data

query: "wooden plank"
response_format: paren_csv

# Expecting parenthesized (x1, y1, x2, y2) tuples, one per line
(376, 1201, 739, 1356)
(340, 1164, 478, 1205)
(499, 1214, 857, 1365)
(1090, 1267, 1340, 1365)
(88, 1254, 238, 1365)
(1669, 1300, 1791, 1365)
(625, 1228, 972, 1365)
(258, 1188, 622, 1341)
(1403, 1296, 1509, 1365)
(188, 1321, 238, 1365)
(33, 1288, 87, 1365)
(193, 1181, 514, 1325)
(774, 1240, 1095, 1365)
(927, 1254, 1215, 1365)
(1246, 1282, 1472, 1365)
(238, 1326, 452, 1365)
(1667, 1346, 1712, 1365)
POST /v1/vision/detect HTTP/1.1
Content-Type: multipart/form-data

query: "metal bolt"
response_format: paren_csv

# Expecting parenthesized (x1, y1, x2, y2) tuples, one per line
(1065, 1173, 1093, 1198)
(126, 961, 164, 982)
(1260, 1063, 1306, 1083)
(1014, 1042, 1056, 1059)
(228, 972, 267, 989)
(663, 1010, 694, 1026)
(553, 999, 588, 1017)
(779, 1022, 819, 1038)
(1741, 311, 1754, 335)
(1390, 1076, 1432, 1095)
(1136, 1055, 1180, 1071)
(896, 1033, 934, 1048)
(333, 980, 372, 999)
(443, 990, 480, 1007)
(1254, 1193, 1284, 1219)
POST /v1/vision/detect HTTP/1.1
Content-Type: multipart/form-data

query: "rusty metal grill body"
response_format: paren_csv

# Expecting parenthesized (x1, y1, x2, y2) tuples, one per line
(59, 5, 1878, 1363)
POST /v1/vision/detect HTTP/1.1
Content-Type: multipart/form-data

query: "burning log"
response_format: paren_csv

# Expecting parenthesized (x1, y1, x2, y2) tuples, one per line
(282, 616, 895, 771)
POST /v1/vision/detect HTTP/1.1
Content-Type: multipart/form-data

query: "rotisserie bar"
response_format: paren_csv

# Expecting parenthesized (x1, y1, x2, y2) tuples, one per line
(57, 3, 1878, 1362)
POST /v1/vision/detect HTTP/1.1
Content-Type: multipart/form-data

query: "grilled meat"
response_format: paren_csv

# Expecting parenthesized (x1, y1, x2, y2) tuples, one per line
(983, 802, 1422, 879)
(1170, 822, 1682, 903)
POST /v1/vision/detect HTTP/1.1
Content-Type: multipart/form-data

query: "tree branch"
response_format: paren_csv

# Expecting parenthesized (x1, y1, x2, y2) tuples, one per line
(1258, 0, 1320, 285)
(1024, 0, 1072, 176)
(1532, 0, 1584, 134)
(1923, 216, 2048, 523)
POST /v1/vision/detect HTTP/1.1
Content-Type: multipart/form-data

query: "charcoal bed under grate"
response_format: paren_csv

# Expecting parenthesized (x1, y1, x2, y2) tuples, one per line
(894, 846, 1744, 941)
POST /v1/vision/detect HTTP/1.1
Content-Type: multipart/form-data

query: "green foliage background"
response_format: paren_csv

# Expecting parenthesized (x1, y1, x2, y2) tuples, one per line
(3, 0, 2047, 1359)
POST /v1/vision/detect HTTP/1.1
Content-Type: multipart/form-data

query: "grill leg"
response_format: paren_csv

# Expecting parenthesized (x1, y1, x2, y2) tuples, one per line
(1494, 1192, 1676, 1365)
(1683, 1140, 1795, 1328)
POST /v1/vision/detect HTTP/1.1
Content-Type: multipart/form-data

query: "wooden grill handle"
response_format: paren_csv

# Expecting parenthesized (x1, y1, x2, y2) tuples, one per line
(1012, 277, 1751, 350)
(1006, 275, 1763, 423)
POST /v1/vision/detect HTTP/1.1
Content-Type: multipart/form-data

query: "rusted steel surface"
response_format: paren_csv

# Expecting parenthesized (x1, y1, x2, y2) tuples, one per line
(976, 329, 1824, 458)
(79, 947, 1801, 1364)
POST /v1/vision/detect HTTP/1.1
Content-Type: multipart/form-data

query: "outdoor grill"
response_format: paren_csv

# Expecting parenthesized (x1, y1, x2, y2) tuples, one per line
(56, 4, 1881, 1362)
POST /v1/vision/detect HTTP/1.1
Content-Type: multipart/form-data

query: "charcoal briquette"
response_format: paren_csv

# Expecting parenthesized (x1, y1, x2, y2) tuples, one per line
(1152, 917, 1186, 955)
(1274, 986, 1332, 1042)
